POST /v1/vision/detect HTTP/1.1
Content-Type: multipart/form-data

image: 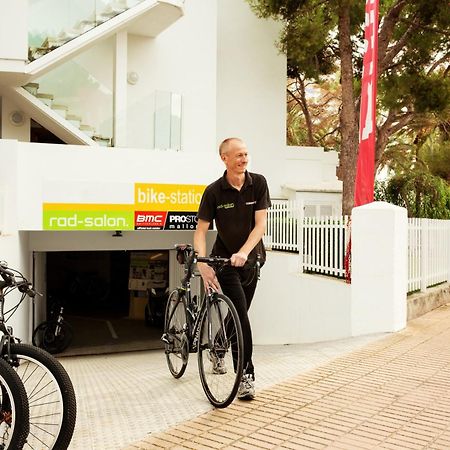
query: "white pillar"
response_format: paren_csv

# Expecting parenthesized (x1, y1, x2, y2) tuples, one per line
(114, 31, 128, 147)
(0, 140, 31, 341)
(351, 201, 408, 335)
(0, 0, 28, 72)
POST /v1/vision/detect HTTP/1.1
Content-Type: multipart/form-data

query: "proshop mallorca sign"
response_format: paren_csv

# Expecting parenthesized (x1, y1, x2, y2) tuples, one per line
(43, 183, 205, 231)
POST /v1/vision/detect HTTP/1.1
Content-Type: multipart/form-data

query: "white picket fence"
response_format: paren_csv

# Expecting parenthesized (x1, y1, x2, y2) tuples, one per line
(408, 218, 450, 293)
(264, 201, 349, 278)
(265, 201, 450, 290)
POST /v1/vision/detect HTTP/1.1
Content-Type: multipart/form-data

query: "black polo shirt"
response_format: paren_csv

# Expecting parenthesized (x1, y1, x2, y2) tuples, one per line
(197, 171, 271, 262)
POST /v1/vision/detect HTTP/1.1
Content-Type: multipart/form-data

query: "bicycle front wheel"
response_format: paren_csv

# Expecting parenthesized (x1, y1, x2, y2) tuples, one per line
(198, 293, 244, 408)
(164, 289, 189, 378)
(9, 343, 77, 449)
(0, 357, 29, 449)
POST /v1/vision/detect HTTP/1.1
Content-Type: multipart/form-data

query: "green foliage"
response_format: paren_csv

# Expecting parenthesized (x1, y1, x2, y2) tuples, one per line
(247, 0, 450, 126)
(424, 141, 450, 181)
(377, 115, 450, 218)
(375, 172, 450, 219)
(381, 71, 450, 114)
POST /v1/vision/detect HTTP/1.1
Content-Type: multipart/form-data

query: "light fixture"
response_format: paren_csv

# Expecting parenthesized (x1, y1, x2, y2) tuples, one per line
(112, 230, 123, 237)
(127, 71, 139, 85)
(9, 110, 25, 127)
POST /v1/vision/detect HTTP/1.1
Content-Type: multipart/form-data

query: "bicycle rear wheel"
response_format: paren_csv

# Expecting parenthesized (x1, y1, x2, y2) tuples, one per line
(32, 320, 74, 354)
(0, 358, 29, 449)
(164, 290, 189, 378)
(198, 293, 244, 408)
(9, 343, 76, 449)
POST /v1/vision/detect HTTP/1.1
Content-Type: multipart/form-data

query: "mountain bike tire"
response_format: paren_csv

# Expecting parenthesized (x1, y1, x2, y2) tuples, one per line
(164, 289, 189, 379)
(198, 293, 244, 408)
(0, 357, 29, 449)
(8, 343, 76, 449)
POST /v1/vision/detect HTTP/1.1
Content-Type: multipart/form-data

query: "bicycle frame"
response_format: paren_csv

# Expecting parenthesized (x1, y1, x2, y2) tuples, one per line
(0, 289, 19, 361)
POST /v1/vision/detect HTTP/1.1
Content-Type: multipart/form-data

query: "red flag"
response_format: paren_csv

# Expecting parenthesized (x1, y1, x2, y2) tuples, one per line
(354, 0, 379, 207)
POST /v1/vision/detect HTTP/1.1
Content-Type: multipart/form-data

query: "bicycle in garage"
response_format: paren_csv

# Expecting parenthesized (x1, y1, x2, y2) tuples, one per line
(32, 299, 73, 354)
(0, 261, 77, 449)
(161, 244, 245, 408)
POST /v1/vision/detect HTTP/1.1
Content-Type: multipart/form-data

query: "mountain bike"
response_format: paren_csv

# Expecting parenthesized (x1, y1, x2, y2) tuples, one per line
(161, 244, 244, 408)
(0, 357, 29, 449)
(0, 262, 77, 449)
(32, 301, 73, 354)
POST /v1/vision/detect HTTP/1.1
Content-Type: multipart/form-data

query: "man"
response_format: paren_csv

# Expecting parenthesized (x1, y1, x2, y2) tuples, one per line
(193, 137, 271, 400)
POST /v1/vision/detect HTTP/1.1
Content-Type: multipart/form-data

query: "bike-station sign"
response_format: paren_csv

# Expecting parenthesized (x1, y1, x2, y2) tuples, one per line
(43, 183, 205, 231)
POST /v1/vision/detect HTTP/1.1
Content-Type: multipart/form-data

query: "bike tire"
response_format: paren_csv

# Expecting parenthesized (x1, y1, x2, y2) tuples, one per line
(164, 290, 189, 379)
(33, 321, 73, 354)
(0, 358, 29, 449)
(8, 343, 77, 449)
(197, 293, 244, 408)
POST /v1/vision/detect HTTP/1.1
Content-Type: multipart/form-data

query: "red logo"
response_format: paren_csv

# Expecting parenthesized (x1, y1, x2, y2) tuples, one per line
(134, 211, 167, 229)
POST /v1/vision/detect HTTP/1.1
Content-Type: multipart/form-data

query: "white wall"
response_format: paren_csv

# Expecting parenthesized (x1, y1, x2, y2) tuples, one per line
(251, 251, 352, 344)
(216, 0, 286, 195)
(1, 97, 31, 142)
(0, 140, 31, 340)
(127, 0, 217, 152)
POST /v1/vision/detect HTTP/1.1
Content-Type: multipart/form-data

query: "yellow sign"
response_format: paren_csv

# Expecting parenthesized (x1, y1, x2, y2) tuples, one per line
(134, 183, 205, 212)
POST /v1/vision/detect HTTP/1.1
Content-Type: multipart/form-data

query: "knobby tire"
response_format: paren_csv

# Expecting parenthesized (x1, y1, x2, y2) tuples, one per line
(9, 343, 76, 450)
(0, 358, 29, 449)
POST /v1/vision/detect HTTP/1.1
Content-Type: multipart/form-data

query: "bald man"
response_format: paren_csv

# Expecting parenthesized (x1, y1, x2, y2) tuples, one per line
(194, 137, 271, 400)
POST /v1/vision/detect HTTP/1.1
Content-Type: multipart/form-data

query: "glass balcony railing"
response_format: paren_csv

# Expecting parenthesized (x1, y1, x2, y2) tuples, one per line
(28, 0, 145, 61)
(26, 40, 114, 145)
(124, 90, 182, 151)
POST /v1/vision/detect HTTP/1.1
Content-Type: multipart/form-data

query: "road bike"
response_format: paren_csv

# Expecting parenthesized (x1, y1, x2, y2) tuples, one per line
(0, 357, 29, 449)
(32, 301, 73, 354)
(161, 244, 244, 408)
(0, 262, 77, 449)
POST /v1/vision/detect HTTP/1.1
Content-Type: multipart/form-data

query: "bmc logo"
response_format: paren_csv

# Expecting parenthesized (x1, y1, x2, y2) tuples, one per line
(134, 211, 167, 229)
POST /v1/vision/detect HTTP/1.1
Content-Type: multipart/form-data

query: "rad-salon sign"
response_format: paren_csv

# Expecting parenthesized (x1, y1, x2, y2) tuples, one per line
(43, 183, 205, 231)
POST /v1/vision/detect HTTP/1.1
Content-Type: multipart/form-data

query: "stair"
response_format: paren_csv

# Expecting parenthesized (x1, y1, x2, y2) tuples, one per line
(28, 0, 141, 62)
(24, 82, 112, 147)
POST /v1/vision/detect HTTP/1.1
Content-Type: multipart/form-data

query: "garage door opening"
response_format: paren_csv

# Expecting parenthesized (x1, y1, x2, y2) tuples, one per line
(45, 250, 169, 355)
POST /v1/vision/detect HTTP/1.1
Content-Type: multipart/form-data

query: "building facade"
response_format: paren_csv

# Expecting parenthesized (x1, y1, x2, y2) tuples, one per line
(0, 0, 341, 344)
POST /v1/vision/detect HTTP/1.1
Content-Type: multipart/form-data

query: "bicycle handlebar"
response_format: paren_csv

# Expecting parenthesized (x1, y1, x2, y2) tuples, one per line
(177, 244, 261, 285)
(0, 262, 41, 298)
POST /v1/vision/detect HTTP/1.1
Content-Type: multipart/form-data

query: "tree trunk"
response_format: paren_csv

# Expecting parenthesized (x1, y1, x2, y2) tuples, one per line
(297, 77, 316, 146)
(336, 1, 359, 216)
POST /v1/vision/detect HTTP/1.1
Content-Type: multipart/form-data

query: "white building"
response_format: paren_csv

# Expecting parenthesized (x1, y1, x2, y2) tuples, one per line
(0, 0, 342, 344)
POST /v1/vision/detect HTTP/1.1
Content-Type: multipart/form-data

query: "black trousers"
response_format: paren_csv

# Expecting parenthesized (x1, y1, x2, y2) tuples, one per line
(217, 266, 258, 377)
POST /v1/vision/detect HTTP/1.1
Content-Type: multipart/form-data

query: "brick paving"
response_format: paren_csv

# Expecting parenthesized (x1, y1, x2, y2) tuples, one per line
(125, 303, 450, 450)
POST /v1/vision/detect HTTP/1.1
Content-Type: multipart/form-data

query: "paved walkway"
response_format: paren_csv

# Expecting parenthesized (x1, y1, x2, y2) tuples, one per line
(124, 304, 450, 450)
(60, 326, 384, 448)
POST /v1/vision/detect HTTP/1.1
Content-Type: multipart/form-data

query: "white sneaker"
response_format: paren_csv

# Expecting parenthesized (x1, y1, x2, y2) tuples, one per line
(237, 374, 255, 400)
(209, 353, 227, 374)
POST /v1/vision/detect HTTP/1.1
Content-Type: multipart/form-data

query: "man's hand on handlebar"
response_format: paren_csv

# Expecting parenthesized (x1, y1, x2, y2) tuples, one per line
(230, 251, 248, 267)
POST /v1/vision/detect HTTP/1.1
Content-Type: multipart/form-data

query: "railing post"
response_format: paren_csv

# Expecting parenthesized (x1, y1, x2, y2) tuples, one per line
(420, 219, 429, 293)
(351, 202, 408, 334)
(297, 200, 304, 274)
